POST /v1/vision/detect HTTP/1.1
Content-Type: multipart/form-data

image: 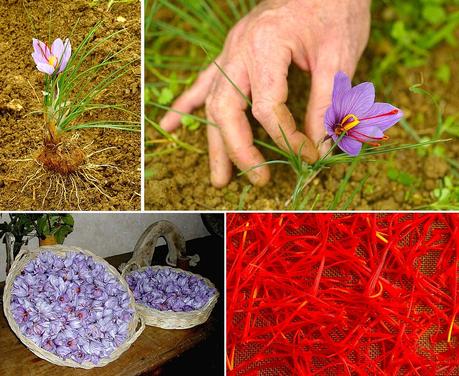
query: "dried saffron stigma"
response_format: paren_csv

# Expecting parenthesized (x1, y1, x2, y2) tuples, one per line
(227, 213, 459, 375)
(325, 71, 403, 156)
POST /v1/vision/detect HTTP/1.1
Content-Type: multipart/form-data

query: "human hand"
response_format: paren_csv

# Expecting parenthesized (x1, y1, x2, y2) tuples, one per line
(160, 0, 371, 188)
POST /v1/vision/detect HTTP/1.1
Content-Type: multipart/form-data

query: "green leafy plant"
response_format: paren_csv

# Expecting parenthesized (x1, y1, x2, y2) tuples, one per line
(246, 128, 442, 209)
(387, 167, 417, 187)
(0, 214, 74, 260)
(370, 0, 459, 87)
(52, 23, 139, 134)
(35, 214, 74, 244)
(429, 176, 459, 209)
(0, 214, 39, 257)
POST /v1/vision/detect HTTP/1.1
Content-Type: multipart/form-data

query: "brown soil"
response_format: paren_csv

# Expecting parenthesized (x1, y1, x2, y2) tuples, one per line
(145, 17, 459, 210)
(0, 0, 140, 210)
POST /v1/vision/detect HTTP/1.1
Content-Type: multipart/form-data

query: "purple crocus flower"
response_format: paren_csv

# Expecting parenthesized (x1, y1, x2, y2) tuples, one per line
(324, 71, 403, 156)
(11, 305, 30, 323)
(126, 267, 216, 312)
(32, 38, 71, 75)
(10, 251, 134, 365)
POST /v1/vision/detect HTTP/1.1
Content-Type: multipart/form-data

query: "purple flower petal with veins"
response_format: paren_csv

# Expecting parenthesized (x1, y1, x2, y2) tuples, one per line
(324, 71, 403, 156)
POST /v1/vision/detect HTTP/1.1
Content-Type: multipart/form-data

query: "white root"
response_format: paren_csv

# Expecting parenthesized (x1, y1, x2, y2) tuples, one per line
(12, 145, 116, 209)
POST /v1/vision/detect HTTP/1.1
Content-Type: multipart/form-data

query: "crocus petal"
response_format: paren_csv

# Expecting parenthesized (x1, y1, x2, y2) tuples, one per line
(127, 267, 215, 311)
(36, 62, 55, 75)
(32, 39, 50, 63)
(359, 102, 403, 132)
(32, 51, 48, 66)
(331, 71, 352, 119)
(324, 106, 337, 137)
(338, 136, 363, 156)
(339, 82, 375, 119)
(58, 39, 71, 73)
(51, 38, 64, 61)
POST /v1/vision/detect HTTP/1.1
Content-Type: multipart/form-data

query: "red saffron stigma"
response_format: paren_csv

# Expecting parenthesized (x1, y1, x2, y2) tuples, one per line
(347, 129, 389, 146)
(227, 213, 459, 375)
(360, 109, 398, 121)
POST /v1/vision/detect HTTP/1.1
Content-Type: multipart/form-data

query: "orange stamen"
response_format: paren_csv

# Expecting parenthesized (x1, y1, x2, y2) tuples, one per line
(241, 222, 249, 248)
(447, 311, 457, 343)
(226, 346, 236, 370)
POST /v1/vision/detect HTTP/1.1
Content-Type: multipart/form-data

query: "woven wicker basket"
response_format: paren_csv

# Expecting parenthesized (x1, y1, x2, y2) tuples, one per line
(122, 263, 218, 329)
(121, 220, 219, 329)
(3, 245, 145, 369)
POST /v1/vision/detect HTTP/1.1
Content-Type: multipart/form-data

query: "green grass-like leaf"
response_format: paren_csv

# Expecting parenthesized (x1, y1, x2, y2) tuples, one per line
(46, 23, 140, 133)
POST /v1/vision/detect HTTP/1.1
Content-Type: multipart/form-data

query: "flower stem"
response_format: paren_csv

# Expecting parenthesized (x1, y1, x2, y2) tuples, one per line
(43, 115, 60, 146)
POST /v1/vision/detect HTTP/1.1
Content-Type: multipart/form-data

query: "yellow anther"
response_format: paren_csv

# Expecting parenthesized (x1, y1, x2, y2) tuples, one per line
(448, 311, 457, 343)
(341, 113, 361, 131)
(376, 231, 388, 243)
(241, 222, 249, 248)
(48, 55, 58, 67)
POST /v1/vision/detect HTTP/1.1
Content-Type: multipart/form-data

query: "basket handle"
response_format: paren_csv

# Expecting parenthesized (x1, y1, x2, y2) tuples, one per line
(132, 314, 145, 341)
(5, 233, 15, 274)
(123, 221, 186, 272)
(121, 261, 141, 278)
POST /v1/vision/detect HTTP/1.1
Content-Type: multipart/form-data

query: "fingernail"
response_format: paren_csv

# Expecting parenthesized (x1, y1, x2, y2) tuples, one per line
(300, 137, 320, 164)
(319, 138, 332, 157)
(248, 170, 269, 187)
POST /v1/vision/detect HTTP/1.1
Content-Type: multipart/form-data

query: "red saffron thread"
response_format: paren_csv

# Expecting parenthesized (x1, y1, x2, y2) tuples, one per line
(360, 109, 399, 121)
(227, 213, 459, 375)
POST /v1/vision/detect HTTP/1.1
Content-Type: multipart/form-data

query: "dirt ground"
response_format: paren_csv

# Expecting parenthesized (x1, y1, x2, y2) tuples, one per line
(0, 0, 140, 210)
(145, 14, 458, 210)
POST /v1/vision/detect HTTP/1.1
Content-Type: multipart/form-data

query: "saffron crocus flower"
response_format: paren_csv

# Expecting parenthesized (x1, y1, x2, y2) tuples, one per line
(32, 38, 71, 75)
(325, 71, 403, 156)
(126, 267, 216, 312)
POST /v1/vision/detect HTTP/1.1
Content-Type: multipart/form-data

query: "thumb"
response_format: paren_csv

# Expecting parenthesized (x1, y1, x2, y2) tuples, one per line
(305, 65, 353, 156)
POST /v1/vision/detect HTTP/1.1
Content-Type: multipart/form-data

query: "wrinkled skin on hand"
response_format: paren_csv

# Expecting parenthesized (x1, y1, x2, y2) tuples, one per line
(161, 0, 371, 188)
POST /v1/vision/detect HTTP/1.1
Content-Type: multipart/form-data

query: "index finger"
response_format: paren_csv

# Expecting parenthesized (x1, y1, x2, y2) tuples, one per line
(246, 40, 319, 163)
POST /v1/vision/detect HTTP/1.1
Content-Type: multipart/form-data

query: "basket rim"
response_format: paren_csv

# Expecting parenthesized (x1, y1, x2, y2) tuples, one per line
(3, 245, 144, 369)
(124, 265, 219, 316)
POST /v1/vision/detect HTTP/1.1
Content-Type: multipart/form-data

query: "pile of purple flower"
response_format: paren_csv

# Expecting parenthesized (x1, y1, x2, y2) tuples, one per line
(126, 267, 216, 312)
(10, 251, 134, 365)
